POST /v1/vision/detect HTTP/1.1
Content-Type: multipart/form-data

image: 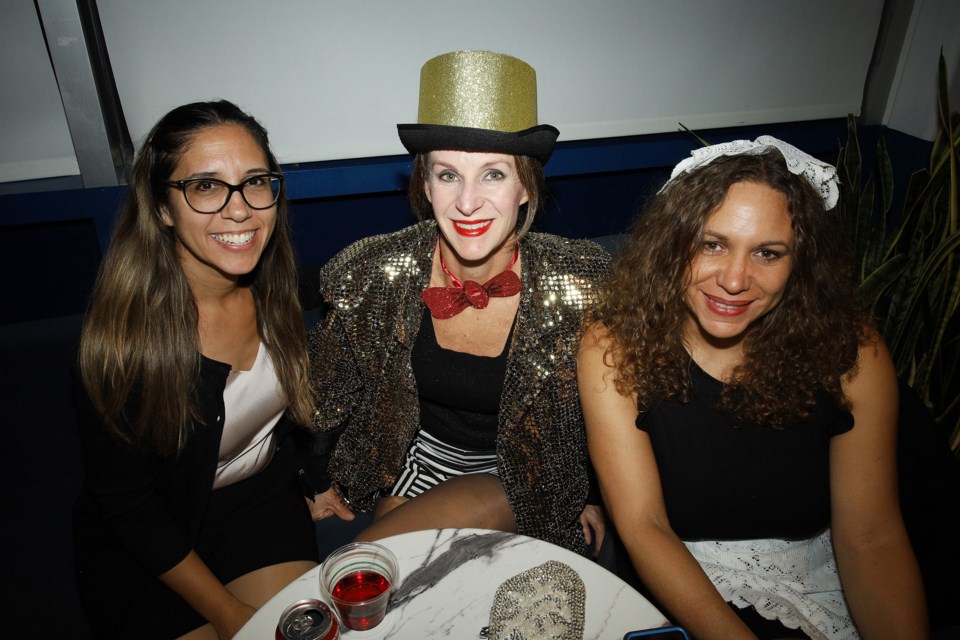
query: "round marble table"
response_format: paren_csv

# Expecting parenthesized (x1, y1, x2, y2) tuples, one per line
(236, 527, 667, 639)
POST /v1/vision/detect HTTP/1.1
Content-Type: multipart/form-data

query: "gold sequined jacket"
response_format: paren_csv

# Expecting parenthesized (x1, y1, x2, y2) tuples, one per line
(307, 220, 610, 551)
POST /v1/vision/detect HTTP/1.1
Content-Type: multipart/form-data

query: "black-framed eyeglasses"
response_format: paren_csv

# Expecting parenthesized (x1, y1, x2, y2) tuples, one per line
(164, 173, 284, 214)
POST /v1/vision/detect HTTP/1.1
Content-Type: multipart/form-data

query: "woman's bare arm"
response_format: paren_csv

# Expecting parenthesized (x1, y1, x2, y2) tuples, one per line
(830, 334, 927, 639)
(577, 324, 755, 640)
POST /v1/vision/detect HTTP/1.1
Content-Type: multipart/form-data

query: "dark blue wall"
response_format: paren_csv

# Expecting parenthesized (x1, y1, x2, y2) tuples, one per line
(0, 118, 856, 326)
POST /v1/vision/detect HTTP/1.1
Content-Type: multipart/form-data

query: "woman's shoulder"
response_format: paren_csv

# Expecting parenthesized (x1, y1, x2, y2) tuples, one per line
(525, 231, 610, 258)
(523, 232, 611, 277)
(843, 326, 896, 394)
(322, 220, 435, 270)
(317, 221, 435, 298)
(521, 233, 611, 318)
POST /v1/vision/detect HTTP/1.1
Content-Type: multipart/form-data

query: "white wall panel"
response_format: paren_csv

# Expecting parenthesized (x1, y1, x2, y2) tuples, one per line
(1, 0, 888, 182)
(883, 0, 960, 140)
(95, 0, 884, 164)
(0, 0, 79, 182)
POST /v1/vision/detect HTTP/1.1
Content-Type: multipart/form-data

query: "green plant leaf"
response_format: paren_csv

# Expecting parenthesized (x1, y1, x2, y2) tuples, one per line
(842, 116, 862, 205)
(893, 231, 960, 389)
(878, 136, 894, 217)
(856, 174, 877, 280)
(859, 254, 908, 304)
(678, 122, 711, 147)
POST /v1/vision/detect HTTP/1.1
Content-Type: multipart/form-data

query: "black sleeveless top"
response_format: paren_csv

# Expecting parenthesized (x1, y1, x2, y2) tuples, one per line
(636, 362, 854, 541)
(410, 313, 513, 451)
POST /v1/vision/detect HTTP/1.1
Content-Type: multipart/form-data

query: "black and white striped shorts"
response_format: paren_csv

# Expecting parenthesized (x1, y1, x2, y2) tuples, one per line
(390, 428, 498, 499)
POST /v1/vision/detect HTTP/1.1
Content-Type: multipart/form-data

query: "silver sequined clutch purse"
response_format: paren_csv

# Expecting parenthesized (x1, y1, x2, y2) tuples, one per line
(485, 560, 586, 640)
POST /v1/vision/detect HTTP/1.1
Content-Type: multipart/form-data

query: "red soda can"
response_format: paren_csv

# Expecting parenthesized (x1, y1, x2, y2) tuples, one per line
(276, 599, 339, 640)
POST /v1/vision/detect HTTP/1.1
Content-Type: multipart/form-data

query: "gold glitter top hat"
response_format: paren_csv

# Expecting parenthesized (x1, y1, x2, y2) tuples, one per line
(397, 50, 559, 164)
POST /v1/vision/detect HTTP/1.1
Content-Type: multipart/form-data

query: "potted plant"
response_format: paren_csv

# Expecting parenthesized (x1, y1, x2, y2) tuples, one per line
(837, 53, 960, 454)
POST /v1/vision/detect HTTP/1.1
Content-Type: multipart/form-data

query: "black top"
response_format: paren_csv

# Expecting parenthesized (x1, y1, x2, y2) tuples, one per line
(411, 312, 513, 451)
(636, 362, 853, 541)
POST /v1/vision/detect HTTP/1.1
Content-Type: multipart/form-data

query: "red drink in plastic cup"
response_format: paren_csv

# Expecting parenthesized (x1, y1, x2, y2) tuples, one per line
(331, 569, 392, 630)
(319, 541, 399, 631)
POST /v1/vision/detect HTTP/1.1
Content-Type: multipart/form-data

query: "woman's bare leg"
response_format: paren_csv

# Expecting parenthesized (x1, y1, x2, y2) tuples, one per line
(373, 495, 409, 520)
(226, 560, 317, 607)
(177, 624, 219, 640)
(173, 561, 315, 639)
(175, 561, 315, 639)
(355, 474, 516, 542)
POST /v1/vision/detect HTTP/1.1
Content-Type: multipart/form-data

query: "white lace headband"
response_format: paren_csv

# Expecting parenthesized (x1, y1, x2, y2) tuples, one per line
(660, 135, 840, 210)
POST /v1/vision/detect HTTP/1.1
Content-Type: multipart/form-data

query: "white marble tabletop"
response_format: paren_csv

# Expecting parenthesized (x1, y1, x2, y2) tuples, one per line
(236, 527, 667, 639)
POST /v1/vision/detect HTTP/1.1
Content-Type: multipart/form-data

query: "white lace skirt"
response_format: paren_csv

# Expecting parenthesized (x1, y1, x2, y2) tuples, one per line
(684, 529, 860, 639)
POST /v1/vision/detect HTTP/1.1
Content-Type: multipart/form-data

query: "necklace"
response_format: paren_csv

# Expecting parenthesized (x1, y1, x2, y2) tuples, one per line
(421, 240, 522, 319)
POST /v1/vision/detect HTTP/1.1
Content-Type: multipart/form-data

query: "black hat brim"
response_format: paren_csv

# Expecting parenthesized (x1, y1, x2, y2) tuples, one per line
(397, 124, 559, 164)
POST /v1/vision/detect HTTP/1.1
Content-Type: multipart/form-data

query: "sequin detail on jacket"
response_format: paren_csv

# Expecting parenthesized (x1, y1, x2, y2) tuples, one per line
(307, 220, 610, 551)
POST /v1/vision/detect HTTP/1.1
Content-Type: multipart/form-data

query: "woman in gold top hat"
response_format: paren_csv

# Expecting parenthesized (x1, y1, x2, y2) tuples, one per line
(306, 50, 610, 553)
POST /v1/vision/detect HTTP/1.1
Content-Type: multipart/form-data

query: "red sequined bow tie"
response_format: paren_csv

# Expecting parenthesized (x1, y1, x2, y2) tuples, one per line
(421, 242, 522, 319)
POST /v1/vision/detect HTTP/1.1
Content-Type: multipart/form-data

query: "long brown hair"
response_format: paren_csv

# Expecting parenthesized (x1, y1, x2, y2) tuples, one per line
(597, 151, 870, 427)
(408, 152, 545, 238)
(79, 100, 314, 455)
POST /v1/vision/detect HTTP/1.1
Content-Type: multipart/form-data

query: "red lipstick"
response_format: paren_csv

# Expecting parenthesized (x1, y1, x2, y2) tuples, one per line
(452, 219, 493, 237)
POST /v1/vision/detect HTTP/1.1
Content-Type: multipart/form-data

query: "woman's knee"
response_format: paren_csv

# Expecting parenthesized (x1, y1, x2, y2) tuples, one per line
(440, 474, 516, 529)
(226, 560, 316, 607)
(373, 495, 408, 521)
(357, 474, 516, 540)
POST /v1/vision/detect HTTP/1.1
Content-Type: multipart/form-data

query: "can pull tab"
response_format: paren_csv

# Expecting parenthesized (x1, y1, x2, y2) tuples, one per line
(292, 613, 317, 633)
(277, 599, 337, 640)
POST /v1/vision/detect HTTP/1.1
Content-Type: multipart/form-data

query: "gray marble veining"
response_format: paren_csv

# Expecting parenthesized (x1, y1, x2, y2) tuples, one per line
(390, 530, 515, 609)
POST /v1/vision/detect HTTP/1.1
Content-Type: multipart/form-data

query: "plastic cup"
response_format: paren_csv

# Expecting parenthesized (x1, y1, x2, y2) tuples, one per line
(319, 541, 399, 631)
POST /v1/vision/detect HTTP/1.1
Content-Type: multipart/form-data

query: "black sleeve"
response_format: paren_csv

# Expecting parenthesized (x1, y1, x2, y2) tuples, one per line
(73, 379, 194, 577)
(289, 421, 346, 497)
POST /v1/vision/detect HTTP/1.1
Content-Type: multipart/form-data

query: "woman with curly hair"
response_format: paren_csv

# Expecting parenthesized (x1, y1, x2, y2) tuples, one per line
(578, 137, 926, 639)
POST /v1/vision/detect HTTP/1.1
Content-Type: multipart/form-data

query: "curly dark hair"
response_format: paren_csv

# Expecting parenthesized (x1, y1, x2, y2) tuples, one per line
(596, 150, 871, 427)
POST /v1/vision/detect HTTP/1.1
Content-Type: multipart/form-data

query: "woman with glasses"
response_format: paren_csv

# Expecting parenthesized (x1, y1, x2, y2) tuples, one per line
(73, 100, 321, 639)
(307, 51, 609, 553)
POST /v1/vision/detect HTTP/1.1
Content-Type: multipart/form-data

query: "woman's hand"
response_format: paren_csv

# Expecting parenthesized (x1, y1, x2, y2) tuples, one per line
(212, 600, 257, 640)
(307, 488, 355, 521)
(579, 504, 606, 557)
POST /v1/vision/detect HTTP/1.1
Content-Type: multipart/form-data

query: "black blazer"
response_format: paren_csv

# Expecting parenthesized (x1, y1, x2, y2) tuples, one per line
(72, 355, 318, 578)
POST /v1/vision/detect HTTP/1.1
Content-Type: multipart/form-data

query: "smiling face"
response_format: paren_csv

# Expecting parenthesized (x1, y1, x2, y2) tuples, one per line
(161, 123, 276, 290)
(683, 181, 795, 353)
(423, 150, 528, 271)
